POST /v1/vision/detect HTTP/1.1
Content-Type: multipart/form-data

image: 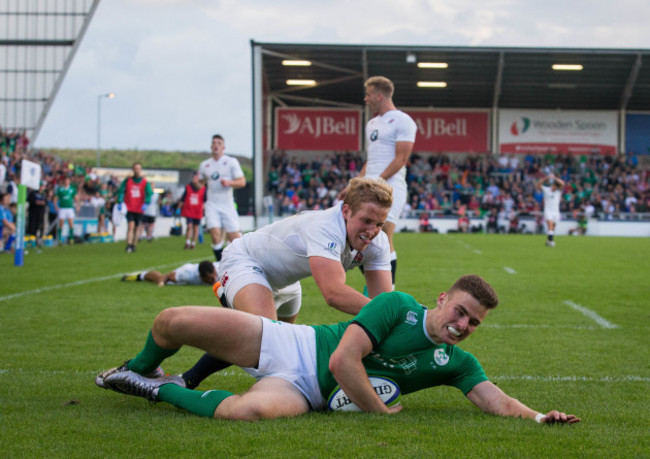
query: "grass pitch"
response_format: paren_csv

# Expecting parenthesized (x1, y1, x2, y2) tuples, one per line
(1, 233, 649, 457)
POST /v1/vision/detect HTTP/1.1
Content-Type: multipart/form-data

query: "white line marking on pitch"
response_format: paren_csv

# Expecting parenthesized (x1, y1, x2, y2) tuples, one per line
(563, 300, 619, 329)
(492, 375, 649, 383)
(1, 369, 646, 383)
(503, 267, 517, 274)
(483, 324, 596, 330)
(0, 259, 205, 302)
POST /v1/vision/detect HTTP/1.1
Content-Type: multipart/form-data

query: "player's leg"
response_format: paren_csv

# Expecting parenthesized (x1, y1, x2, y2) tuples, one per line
(132, 214, 143, 249)
(102, 306, 263, 379)
(546, 219, 555, 246)
(181, 256, 277, 389)
(181, 283, 277, 389)
(215, 377, 311, 420)
(67, 217, 75, 244)
(382, 221, 397, 289)
(383, 183, 406, 290)
(208, 226, 224, 260)
(185, 222, 194, 249)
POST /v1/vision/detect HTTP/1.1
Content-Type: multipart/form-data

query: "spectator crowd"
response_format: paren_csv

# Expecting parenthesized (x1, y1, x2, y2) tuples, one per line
(265, 149, 650, 229)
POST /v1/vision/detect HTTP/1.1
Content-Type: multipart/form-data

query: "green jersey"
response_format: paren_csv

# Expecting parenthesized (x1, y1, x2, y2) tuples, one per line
(56, 185, 77, 208)
(312, 291, 488, 400)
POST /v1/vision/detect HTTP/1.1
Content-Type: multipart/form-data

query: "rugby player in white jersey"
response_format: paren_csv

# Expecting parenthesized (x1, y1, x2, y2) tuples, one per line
(536, 173, 565, 247)
(197, 134, 246, 261)
(172, 177, 394, 389)
(358, 76, 417, 289)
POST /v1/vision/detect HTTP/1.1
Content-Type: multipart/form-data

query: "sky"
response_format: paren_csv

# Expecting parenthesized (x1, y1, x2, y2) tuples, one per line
(34, 0, 650, 158)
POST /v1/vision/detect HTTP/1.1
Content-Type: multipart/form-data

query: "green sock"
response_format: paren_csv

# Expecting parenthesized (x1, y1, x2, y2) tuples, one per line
(127, 330, 179, 375)
(157, 384, 234, 418)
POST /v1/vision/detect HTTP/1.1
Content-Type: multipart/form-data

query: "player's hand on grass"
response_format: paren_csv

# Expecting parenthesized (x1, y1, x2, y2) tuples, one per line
(387, 404, 403, 415)
(540, 410, 581, 424)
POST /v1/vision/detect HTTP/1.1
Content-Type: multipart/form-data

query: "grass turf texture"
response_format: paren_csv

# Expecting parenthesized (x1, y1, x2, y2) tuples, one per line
(1, 234, 649, 457)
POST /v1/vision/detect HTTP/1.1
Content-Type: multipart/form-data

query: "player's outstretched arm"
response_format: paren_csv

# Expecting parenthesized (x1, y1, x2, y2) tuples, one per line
(466, 381, 581, 424)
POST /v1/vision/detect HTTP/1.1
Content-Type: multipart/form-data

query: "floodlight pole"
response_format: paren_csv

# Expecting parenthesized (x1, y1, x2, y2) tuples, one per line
(96, 92, 115, 167)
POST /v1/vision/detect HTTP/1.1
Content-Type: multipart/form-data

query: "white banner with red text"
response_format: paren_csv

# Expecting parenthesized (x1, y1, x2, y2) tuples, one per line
(274, 107, 362, 151)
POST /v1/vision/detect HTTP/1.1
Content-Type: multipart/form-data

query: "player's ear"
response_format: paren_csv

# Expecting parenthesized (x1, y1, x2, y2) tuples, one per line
(342, 203, 352, 220)
(437, 292, 446, 307)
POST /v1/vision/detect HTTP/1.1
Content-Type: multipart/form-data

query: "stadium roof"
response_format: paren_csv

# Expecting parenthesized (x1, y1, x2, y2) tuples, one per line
(255, 42, 650, 112)
(0, 0, 100, 141)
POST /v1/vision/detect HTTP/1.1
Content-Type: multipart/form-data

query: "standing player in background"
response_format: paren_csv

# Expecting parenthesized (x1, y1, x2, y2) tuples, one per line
(536, 173, 565, 247)
(357, 76, 416, 289)
(177, 173, 206, 249)
(198, 134, 246, 261)
(54, 175, 78, 245)
(117, 162, 152, 253)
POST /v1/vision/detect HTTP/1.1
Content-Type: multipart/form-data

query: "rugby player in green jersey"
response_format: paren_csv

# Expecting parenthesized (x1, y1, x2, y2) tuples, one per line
(54, 175, 78, 244)
(97, 274, 580, 425)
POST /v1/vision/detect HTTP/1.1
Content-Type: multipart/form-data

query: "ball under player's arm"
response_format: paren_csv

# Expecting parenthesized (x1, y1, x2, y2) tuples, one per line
(466, 380, 581, 424)
(309, 256, 373, 315)
(329, 323, 403, 414)
(378, 141, 414, 181)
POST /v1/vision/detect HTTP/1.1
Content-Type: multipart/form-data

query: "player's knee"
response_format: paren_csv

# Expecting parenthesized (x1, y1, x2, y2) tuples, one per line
(153, 307, 187, 337)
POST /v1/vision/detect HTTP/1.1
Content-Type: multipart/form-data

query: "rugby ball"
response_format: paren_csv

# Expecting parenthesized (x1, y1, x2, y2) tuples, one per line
(328, 376, 401, 412)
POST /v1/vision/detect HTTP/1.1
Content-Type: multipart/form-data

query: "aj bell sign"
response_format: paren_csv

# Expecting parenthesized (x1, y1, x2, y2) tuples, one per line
(275, 108, 361, 151)
(405, 110, 490, 153)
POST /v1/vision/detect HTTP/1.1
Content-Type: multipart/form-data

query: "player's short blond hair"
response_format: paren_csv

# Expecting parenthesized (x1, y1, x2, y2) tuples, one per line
(364, 76, 394, 98)
(448, 275, 499, 310)
(343, 177, 393, 214)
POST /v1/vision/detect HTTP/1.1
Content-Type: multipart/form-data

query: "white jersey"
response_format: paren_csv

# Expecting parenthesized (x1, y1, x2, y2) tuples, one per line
(542, 185, 562, 214)
(173, 262, 219, 285)
(365, 109, 417, 186)
(143, 192, 159, 217)
(236, 203, 391, 290)
(198, 155, 244, 205)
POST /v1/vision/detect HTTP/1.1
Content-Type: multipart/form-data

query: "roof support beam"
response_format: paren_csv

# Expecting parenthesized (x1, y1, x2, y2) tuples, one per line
(619, 54, 642, 111)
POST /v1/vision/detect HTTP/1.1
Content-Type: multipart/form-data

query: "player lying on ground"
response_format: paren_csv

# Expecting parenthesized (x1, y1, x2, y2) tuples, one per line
(96, 275, 580, 424)
(121, 261, 218, 287)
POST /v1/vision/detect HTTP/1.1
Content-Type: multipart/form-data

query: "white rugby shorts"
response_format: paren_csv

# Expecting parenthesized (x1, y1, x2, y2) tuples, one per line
(544, 210, 560, 224)
(58, 207, 75, 220)
(218, 241, 302, 319)
(386, 180, 407, 224)
(204, 201, 240, 232)
(243, 317, 325, 410)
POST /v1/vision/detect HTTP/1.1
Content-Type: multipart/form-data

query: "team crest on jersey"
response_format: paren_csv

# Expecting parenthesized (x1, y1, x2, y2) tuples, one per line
(405, 310, 418, 325)
(349, 251, 364, 268)
(220, 272, 229, 287)
(370, 129, 378, 141)
(434, 348, 449, 366)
